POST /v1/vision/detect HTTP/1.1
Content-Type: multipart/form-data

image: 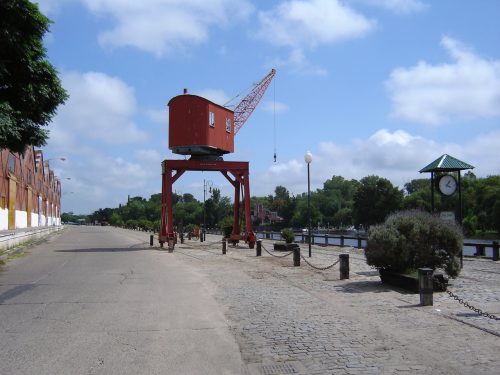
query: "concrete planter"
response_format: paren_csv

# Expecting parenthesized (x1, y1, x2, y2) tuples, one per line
(273, 243, 299, 252)
(379, 269, 448, 293)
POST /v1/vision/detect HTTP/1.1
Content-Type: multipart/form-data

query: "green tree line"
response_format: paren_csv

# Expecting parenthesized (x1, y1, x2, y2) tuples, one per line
(67, 172, 500, 237)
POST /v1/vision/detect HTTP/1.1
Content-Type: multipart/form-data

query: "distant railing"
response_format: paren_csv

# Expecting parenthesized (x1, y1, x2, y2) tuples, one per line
(205, 229, 499, 259)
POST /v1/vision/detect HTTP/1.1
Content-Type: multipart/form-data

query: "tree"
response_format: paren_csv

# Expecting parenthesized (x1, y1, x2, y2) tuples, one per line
(353, 176, 403, 228)
(270, 185, 295, 228)
(366, 210, 463, 278)
(0, 1, 68, 153)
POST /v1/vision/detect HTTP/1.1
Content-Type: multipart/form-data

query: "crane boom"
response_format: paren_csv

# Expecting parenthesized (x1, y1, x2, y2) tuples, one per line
(233, 69, 276, 135)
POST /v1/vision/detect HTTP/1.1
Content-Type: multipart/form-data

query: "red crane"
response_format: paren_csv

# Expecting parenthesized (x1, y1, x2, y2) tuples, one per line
(160, 70, 276, 250)
(232, 68, 276, 135)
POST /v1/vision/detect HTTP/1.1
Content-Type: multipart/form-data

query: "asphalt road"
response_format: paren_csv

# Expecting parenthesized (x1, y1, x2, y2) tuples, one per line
(0, 226, 245, 375)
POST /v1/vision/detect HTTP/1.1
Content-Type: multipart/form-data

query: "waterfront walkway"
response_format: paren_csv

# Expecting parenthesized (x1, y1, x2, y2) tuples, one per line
(175, 234, 500, 375)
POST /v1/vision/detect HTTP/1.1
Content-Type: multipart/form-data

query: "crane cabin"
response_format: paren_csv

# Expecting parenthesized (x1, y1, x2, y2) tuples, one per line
(168, 93, 235, 157)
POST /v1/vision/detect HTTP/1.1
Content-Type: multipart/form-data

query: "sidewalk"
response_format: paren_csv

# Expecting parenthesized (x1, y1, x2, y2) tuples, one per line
(0, 225, 64, 253)
(168, 235, 500, 375)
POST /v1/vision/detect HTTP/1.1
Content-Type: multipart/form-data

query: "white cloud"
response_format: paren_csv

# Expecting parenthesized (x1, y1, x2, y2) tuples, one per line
(81, 0, 253, 56)
(271, 48, 328, 76)
(52, 71, 148, 149)
(134, 149, 162, 163)
(253, 128, 499, 197)
(146, 108, 168, 124)
(35, 0, 69, 14)
(386, 36, 500, 125)
(193, 89, 231, 106)
(357, 0, 428, 14)
(262, 101, 289, 113)
(44, 71, 160, 213)
(59, 152, 158, 213)
(258, 0, 375, 49)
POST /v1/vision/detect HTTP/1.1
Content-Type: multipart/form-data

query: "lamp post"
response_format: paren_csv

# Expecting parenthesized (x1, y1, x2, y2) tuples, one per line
(203, 179, 213, 230)
(43, 157, 66, 166)
(304, 151, 313, 257)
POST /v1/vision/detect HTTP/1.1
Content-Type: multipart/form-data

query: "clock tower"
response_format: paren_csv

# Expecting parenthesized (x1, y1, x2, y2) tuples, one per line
(419, 154, 474, 225)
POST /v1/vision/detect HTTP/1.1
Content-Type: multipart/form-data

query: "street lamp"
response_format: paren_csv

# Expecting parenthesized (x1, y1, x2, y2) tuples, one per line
(44, 157, 66, 165)
(203, 179, 213, 230)
(304, 151, 313, 257)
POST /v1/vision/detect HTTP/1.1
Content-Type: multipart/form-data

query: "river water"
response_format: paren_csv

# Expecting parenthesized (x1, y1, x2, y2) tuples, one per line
(256, 231, 497, 257)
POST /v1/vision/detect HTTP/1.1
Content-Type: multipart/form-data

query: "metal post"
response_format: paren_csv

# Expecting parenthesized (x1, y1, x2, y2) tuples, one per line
(419, 268, 433, 306)
(256, 240, 262, 256)
(357, 236, 362, 249)
(200, 230, 203, 242)
(307, 163, 312, 258)
(150, 234, 154, 247)
(340, 235, 344, 247)
(339, 254, 349, 279)
(492, 241, 499, 261)
(222, 240, 227, 255)
(203, 178, 206, 233)
(293, 246, 300, 266)
(324, 234, 328, 246)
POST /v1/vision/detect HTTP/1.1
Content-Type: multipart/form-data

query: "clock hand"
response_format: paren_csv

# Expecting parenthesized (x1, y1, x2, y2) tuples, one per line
(446, 181, 451, 188)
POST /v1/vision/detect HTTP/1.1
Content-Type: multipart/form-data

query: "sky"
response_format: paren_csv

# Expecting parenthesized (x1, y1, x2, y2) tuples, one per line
(35, 0, 500, 214)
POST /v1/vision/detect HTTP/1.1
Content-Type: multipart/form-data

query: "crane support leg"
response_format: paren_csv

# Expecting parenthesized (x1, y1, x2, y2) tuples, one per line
(160, 159, 255, 250)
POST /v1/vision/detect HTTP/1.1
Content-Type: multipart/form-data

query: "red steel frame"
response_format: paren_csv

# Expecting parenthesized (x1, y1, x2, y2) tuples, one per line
(159, 159, 256, 249)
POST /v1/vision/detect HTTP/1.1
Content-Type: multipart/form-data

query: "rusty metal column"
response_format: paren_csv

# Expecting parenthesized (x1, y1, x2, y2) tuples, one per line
(242, 168, 255, 247)
(164, 163, 174, 241)
(232, 178, 241, 238)
(159, 161, 168, 247)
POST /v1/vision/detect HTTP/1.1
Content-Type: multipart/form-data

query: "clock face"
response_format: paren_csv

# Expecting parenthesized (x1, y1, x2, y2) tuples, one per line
(439, 175, 457, 196)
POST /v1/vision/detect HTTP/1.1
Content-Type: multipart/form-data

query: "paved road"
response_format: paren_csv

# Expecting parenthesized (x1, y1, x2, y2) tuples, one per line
(2, 227, 499, 375)
(0, 226, 244, 375)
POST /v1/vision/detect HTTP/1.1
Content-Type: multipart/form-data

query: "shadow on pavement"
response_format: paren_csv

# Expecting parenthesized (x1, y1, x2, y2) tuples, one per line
(339, 280, 414, 295)
(55, 247, 149, 253)
(0, 284, 38, 303)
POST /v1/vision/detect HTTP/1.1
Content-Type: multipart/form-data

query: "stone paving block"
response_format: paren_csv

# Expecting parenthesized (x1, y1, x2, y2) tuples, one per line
(179, 236, 500, 375)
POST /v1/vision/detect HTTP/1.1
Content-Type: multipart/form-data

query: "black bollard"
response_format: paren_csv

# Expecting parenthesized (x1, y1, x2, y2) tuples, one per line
(188, 232, 191, 240)
(222, 240, 227, 255)
(340, 235, 344, 247)
(339, 254, 349, 279)
(324, 234, 328, 246)
(357, 236, 362, 249)
(256, 240, 262, 257)
(293, 246, 300, 266)
(419, 268, 434, 306)
(200, 230, 203, 242)
(475, 244, 485, 257)
(180, 232, 184, 244)
(492, 241, 499, 261)
(150, 234, 154, 247)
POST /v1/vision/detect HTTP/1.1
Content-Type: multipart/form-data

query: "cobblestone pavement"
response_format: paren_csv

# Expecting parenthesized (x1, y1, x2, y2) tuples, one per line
(167, 236, 500, 375)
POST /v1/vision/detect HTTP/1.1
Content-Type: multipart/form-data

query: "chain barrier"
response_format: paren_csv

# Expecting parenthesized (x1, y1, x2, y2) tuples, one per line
(446, 290, 500, 320)
(300, 254, 340, 271)
(261, 243, 294, 258)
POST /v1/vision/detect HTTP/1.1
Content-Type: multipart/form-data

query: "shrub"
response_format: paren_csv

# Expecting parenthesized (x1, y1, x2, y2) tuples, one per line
(365, 210, 463, 278)
(219, 216, 234, 238)
(281, 228, 295, 243)
(462, 215, 478, 237)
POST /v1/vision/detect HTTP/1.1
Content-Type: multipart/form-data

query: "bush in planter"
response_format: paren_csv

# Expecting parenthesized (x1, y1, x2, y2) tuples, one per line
(219, 216, 234, 238)
(365, 210, 463, 278)
(281, 228, 295, 243)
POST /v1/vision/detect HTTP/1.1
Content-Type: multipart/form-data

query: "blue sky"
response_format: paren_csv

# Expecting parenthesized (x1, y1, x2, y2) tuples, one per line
(36, 0, 500, 214)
